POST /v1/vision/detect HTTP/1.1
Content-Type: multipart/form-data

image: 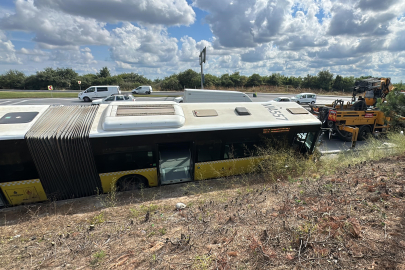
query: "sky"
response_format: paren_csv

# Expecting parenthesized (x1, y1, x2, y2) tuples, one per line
(0, 0, 404, 82)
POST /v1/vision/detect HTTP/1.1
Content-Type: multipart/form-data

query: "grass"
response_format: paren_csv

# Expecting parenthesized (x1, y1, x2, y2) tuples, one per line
(0, 91, 177, 99)
(90, 250, 106, 265)
(0, 91, 79, 99)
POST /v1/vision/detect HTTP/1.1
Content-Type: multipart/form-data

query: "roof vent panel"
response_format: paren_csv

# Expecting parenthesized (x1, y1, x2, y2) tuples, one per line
(193, 109, 218, 117)
(235, 107, 251, 116)
(287, 108, 309, 114)
(116, 104, 175, 117)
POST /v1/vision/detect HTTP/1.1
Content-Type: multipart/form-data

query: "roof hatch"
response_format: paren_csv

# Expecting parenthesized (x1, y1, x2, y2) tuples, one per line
(116, 104, 175, 117)
(287, 108, 309, 114)
(193, 109, 218, 117)
(103, 103, 185, 131)
(235, 107, 251, 116)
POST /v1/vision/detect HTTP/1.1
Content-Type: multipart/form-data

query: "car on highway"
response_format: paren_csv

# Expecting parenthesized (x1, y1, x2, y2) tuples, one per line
(78, 85, 121, 102)
(91, 94, 135, 105)
(269, 97, 292, 102)
(291, 93, 317, 104)
(174, 97, 183, 103)
(132, 85, 152, 94)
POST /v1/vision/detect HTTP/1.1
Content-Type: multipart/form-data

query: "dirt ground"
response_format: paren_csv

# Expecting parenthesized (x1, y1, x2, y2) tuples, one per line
(1, 155, 405, 270)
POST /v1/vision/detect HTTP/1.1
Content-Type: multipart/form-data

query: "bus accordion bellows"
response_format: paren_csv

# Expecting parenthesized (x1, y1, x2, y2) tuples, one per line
(0, 101, 321, 206)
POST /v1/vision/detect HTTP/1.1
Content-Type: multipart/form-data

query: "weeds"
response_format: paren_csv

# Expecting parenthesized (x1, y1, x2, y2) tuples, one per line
(193, 254, 212, 270)
(90, 250, 106, 265)
(130, 204, 160, 219)
(96, 180, 118, 208)
(90, 212, 105, 225)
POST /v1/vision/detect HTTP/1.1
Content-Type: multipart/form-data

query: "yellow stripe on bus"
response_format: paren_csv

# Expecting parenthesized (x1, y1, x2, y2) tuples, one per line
(0, 179, 47, 205)
(99, 168, 158, 192)
(194, 157, 264, 180)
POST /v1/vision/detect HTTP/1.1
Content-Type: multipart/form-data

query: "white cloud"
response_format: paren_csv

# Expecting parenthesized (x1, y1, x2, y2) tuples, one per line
(0, 0, 111, 47)
(0, 30, 21, 64)
(35, 0, 195, 26)
(110, 23, 178, 67)
(48, 48, 96, 64)
(115, 61, 132, 69)
(0, 0, 405, 82)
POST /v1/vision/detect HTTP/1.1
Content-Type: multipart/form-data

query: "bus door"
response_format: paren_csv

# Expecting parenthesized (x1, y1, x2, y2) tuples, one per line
(158, 142, 193, 185)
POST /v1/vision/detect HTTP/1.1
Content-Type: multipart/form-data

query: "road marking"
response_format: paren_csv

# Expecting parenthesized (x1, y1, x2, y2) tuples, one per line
(0, 100, 11, 104)
(8, 100, 28, 105)
(48, 98, 77, 100)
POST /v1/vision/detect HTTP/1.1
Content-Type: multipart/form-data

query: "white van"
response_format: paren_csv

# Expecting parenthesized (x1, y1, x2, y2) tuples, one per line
(291, 93, 317, 104)
(78, 85, 121, 102)
(175, 89, 253, 103)
(132, 85, 152, 94)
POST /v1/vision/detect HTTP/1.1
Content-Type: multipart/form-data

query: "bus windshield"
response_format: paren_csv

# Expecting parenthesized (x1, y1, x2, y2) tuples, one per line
(293, 132, 317, 153)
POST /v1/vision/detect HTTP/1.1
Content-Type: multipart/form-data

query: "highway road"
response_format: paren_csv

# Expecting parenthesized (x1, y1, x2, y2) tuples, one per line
(0, 92, 352, 106)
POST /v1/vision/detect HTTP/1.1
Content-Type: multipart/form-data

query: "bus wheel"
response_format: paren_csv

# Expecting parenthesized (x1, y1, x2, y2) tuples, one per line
(83, 97, 91, 102)
(117, 175, 148, 191)
(358, 125, 371, 141)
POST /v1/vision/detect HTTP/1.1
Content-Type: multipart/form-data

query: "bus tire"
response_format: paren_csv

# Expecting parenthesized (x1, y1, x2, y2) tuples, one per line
(116, 174, 148, 191)
(358, 125, 372, 141)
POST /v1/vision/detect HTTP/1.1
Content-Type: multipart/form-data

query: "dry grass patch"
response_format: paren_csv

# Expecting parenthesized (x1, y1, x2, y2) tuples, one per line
(1, 134, 405, 269)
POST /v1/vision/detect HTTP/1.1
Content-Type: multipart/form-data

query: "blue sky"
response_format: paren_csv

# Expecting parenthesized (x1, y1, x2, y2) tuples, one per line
(0, 0, 404, 82)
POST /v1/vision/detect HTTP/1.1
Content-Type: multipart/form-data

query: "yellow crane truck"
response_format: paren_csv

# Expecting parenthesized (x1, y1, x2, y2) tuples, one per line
(310, 78, 393, 147)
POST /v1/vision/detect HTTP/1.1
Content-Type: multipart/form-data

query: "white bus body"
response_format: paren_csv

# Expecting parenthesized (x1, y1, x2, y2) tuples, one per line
(176, 89, 253, 103)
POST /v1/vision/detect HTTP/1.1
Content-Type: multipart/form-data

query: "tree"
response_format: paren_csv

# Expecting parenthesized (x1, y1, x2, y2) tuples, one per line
(177, 69, 199, 88)
(230, 72, 244, 87)
(342, 76, 355, 92)
(220, 74, 234, 87)
(332, 75, 344, 91)
(56, 68, 78, 89)
(98, 67, 111, 78)
(203, 74, 220, 88)
(377, 89, 405, 128)
(160, 75, 181, 90)
(246, 74, 262, 87)
(266, 73, 283, 86)
(302, 74, 317, 89)
(0, 70, 26, 89)
(317, 70, 334, 91)
(394, 81, 405, 91)
(240, 75, 248, 87)
(35, 68, 58, 89)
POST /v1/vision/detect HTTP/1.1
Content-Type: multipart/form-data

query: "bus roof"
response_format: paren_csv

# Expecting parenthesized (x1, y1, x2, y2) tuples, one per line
(89, 101, 321, 138)
(0, 105, 50, 140)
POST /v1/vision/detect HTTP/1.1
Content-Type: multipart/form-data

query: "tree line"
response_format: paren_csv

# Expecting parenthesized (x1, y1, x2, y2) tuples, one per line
(158, 69, 358, 92)
(0, 67, 152, 91)
(0, 67, 402, 92)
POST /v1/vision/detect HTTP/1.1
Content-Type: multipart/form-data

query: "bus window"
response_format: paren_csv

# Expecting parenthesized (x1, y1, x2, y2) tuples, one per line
(97, 150, 155, 173)
(224, 142, 257, 159)
(196, 141, 222, 162)
(305, 132, 316, 149)
(0, 140, 38, 183)
(293, 132, 317, 153)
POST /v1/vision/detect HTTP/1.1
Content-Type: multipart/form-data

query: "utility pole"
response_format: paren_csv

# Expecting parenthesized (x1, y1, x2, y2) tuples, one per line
(199, 47, 206, 89)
